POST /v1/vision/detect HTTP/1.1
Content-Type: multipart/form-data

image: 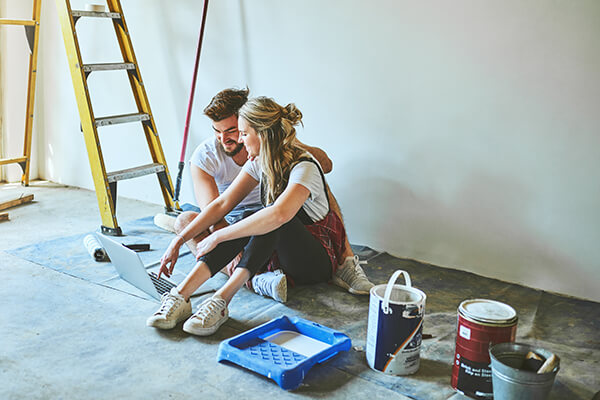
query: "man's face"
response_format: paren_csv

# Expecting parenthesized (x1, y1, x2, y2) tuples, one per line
(212, 115, 244, 156)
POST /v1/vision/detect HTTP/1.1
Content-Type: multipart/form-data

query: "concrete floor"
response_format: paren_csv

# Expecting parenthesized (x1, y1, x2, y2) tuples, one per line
(1, 181, 598, 399)
(2, 181, 413, 399)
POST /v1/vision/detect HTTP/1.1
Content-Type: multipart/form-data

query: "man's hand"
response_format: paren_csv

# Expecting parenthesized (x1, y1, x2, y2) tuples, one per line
(209, 218, 230, 234)
(158, 236, 182, 278)
(225, 251, 243, 277)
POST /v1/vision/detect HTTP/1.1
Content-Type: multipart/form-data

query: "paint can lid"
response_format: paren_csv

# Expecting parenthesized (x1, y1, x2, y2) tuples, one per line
(459, 299, 517, 325)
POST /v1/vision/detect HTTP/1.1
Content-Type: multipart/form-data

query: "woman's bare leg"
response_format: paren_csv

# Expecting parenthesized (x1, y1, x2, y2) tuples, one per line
(215, 267, 251, 304)
(176, 261, 212, 301)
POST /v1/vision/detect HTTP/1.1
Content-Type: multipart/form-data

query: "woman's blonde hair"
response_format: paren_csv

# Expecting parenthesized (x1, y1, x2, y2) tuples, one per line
(239, 96, 307, 204)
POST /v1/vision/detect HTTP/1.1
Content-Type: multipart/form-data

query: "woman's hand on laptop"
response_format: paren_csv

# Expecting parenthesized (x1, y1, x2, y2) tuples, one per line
(158, 236, 183, 278)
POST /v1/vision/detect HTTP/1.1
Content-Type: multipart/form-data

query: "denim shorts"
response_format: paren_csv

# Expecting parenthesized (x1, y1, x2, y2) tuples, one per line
(224, 205, 263, 225)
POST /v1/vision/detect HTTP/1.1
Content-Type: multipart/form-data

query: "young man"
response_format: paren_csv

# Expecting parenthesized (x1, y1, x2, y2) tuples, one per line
(166, 88, 373, 304)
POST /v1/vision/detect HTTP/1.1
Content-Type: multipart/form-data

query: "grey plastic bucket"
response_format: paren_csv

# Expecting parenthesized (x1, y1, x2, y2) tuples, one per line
(489, 342, 559, 400)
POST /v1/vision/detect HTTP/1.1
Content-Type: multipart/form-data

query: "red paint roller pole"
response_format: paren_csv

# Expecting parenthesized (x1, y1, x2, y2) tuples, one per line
(174, 0, 210, 206)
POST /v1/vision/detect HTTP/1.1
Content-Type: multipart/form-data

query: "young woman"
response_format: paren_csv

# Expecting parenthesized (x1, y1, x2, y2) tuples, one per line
(147, 96, 370, 336)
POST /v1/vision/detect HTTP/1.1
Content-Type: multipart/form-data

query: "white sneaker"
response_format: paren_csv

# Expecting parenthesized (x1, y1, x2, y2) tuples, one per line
(251, 269, 287, 303)
(183, 294, 228, 336)
(146, 288, 192, 329)
(332, 255, 374, 295)
(153, 213, 177, 233)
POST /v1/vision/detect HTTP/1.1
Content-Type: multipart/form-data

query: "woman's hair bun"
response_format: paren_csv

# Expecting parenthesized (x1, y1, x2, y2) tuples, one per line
(283, 103, 302, 125)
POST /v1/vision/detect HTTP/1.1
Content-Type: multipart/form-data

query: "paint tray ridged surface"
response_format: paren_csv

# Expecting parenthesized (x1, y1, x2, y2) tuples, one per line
(217, 315, 351, 390)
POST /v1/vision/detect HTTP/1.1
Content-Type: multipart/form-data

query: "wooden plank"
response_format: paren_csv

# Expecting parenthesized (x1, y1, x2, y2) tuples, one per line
(0, 156, 28, 166)
(0, 194, 34, 211)
(0, 19, 36, 26)
(0, 213, 8, 222)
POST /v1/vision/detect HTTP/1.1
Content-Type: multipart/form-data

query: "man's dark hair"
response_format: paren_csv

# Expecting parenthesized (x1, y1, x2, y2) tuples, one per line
(203, 87, 249, 122)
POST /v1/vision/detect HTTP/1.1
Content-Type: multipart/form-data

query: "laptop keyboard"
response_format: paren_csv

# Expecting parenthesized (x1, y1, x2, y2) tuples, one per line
(149, 272, 176, 295)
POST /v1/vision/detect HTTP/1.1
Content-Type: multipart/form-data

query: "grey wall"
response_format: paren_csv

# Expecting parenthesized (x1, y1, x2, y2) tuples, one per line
(2, 0, 599, 301)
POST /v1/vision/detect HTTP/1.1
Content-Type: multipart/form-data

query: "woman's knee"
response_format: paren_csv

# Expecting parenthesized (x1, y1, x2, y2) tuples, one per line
(174, 211, 198, 234)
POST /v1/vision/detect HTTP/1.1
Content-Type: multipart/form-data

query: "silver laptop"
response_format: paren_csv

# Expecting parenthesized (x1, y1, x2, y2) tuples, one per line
(96, 234, 176, 300)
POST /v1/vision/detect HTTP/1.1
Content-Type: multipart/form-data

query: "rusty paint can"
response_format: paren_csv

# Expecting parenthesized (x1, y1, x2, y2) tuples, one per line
(451, 299, 518, 399)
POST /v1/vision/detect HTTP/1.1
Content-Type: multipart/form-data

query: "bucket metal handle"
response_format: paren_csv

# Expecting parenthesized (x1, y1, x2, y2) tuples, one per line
(382, 270, 412, 315)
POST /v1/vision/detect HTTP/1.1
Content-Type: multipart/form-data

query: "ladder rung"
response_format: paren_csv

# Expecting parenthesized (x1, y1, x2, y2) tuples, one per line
(95, 113, 150, 127)
(106, 163, 166, 183)
(83, 63, 136, 73)
(0, 156, 28, 166)
(0, 19, 36, 26)
(71, 10, 121, 20)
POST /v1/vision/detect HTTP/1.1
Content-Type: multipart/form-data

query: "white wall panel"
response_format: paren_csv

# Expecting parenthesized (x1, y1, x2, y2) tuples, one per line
(9, 0, 599, 300)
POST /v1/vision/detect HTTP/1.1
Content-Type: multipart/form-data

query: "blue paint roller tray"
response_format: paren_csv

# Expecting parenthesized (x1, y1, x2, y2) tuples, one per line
(217, 315, 352, 390)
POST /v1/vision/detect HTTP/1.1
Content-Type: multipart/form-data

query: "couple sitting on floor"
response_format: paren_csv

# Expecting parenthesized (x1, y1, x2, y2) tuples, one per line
(147, 88, 375, 336)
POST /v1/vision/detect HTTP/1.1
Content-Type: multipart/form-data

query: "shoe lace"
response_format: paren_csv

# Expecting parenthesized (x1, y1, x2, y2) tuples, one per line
(350, 255, 368, 281)
(194, 297, 225, 323)
(156, 292, 180, 316)
(252, 274, 273, 297)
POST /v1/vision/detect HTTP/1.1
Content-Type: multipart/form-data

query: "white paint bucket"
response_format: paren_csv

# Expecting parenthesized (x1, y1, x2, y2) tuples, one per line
(366, 270, 426, 375)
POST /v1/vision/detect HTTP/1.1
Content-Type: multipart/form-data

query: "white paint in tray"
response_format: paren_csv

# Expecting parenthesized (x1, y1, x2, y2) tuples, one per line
(264, 330, 330, 358)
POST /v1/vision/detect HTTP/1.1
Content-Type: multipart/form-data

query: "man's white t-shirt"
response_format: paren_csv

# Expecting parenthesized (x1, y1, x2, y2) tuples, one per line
(242, 156, 328, 222)
(189, 137, 262, 215)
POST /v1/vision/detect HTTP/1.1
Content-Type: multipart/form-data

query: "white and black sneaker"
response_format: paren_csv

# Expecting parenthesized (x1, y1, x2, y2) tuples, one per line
(251, 269, 287, 303)
(146, 288, 192, 329)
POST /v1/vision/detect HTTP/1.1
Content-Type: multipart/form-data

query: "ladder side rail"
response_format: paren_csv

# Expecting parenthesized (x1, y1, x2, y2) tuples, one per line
(55, 0, 119, 231)
(0, 0, 40, 184)
(106, 0, 176, 211)
(21, 0, 42, 185)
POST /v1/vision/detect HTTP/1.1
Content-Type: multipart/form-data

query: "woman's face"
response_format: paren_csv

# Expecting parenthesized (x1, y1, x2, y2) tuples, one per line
(238, 117, 261, 161)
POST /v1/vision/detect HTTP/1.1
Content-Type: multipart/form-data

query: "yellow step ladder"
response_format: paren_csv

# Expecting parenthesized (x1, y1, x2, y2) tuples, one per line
(55, 0, 178, 235)
(0, 0, 41, 186)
